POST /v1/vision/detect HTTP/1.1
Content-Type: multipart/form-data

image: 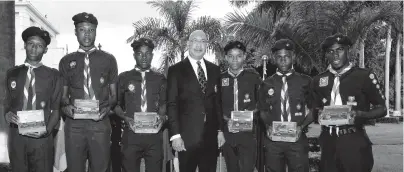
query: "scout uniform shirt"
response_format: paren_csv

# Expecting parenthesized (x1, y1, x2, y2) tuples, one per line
(59, 47, 118, 121)
(117, 68, 166, 130)
(311, 66, 385, 126)
(259, 70, 312, 126)
(221, 68, 261, 132)
(4, 64, 62, 125)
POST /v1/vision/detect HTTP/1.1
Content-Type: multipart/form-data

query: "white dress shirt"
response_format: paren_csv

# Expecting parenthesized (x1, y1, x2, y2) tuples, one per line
(170, 56, 207, 141)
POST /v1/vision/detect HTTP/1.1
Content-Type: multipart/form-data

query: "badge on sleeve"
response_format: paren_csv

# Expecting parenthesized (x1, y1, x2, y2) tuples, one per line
(10, 80, 16, 89)
(222, 78, 229, 86)
(319, 76, 328, 87)
(295, 103, 302, 116)
(369, 73, 375, 79)
(40, 101, 46, 108)
(128, 84, 135, 92)
(244, 93, 251, 103)
(347, 96, 357, 106)
(100, 77, 105, 84)
(322, 98, 327, 104)
(69, 61, 76, 69)
(268, 88, 274, 96)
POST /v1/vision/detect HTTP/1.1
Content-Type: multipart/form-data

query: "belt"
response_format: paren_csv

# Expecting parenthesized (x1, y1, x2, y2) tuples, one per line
(321, 125, 363, 136)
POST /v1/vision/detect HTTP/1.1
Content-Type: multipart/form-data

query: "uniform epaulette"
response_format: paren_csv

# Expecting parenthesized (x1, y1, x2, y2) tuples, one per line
(99, 49, 115, 57)
(7, 64, 24, 73)
(221, 70, 228, 75)
(150, 68, 165, 77)
(244, 68, 260, 75)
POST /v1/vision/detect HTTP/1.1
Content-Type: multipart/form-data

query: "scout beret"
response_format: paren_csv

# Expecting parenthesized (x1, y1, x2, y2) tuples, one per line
(22, 26, 51, 45)
(72, 12, 98, 26)
(131, 38, 155, 51)
(271, 39, 295, 53)
(321, 33, 352, 50)
(224, 41, 246, 54)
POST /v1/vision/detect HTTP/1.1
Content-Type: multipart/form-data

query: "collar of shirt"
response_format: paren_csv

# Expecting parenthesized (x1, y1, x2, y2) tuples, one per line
(135, 67, 150, 73)
(228, 68, 244, 78)
(328, 62, 353, 76)
(275, 68, 294, 77)
(77, 47, 97, 55)
(24, 62, 43, 69)
(188, 56, 207, 80)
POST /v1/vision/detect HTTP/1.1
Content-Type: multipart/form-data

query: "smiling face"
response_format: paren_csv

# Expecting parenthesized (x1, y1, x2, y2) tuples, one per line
(188, 30, 208, 60)
(24, 36, 48, 62)
(325, 43, 349, 71)
(134, 45, 153, 70)
(274, 49, 295, 73)
(75, 22, 97, 50)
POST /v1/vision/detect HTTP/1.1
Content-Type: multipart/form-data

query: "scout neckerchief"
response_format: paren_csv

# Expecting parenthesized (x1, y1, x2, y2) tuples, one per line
(276, 68, 294, 122)
(328, 63, 353, 106)
(327, 62, 353, 135)
(78, 47, 97, 100)
(23, 62, 43, 110)
(228, 68, 244, 111)
(135, 67, 150, 112)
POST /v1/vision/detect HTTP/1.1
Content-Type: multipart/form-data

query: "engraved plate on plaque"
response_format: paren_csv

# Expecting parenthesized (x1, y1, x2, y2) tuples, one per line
(228, 111, 254, 132)
(319, 105, 353, 126)
(73, 99, 99, 120)
(134, 112, 161, 133)
(271, 121, 298, 142)
(17, 110, 46, 135)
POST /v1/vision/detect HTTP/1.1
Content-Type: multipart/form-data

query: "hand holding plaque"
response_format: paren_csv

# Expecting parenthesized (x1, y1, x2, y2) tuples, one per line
(228, 111, 253, 132)
(319, 105, 353, 126)
(73, 99, 100, 120)
(17, 110, 47, 136)
(133, 112, 162, 133)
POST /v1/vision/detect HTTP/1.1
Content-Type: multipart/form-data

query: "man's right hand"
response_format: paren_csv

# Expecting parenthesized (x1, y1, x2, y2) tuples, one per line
(5, 111, 19, 124)
(172, 137, 186, 152)
(124, 116, 136, 133)
(62, 105, 76, 118)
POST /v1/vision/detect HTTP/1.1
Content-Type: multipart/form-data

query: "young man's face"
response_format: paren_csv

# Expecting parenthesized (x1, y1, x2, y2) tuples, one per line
(24, 36, 47, 62)
(274, 49, 294, 73)
(134, 45, 153, 70)
(75, 22, 97, 48)
(225, 48, 246, 71)
(325, 43, 349, 70)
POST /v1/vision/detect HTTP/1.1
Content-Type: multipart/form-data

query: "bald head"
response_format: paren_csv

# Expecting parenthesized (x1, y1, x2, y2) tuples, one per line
(189, 30, 207, 41)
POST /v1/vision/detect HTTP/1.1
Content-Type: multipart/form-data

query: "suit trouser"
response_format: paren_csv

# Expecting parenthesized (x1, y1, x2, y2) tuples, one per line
(121, 129, 163, 172)
(64, 119, 111, 172)
(8, 126, 54, 172)
(223, 132, 256, 172)
(319, 130, 373, 172)
(264, 134, 309, 172)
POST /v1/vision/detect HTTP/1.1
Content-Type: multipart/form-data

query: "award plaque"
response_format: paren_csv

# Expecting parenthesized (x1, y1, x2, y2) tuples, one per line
(228, 111, 254, 132)
(73, 99, 99, 120)
(319, 105, 353, 126)
(271, 121, 298, 142)
(17, 110, 46, 135)
(133, 112, 162, 133)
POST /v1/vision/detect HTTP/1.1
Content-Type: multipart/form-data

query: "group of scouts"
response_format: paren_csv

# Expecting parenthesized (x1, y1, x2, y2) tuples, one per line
(4, 12, 386, 172)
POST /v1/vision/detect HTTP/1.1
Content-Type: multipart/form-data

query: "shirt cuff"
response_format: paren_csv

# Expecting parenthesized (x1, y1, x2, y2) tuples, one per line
(170, 134, 181, 141)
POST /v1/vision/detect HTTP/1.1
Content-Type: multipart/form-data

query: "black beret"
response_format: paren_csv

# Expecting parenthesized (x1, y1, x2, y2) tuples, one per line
(271, 39, 295, 53)
(321, 33, 352, 50)
(22, 26, 51, 45)
(224, 41, 246, 54)
(131, 38, 155, 51)
(72, 12, 98, 26)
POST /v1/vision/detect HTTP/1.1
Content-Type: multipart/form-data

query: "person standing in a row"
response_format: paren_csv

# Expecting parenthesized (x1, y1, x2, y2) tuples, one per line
(5, 26, 62, 172)
(59, 12, 118, 172)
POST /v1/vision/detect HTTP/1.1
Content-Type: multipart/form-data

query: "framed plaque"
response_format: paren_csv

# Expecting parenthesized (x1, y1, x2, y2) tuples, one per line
(228, 111, 253, 132)
(17, 110, 46, 135)
(73, 99, 99, 120)
(133, 112, 162, 133)
(271, 121, 298, 142)
(319, 105, 353, 126)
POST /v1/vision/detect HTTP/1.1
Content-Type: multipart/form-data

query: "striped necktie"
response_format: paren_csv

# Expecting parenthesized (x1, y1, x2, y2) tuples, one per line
(23, 62, 42, 110)
(78, 47, 96, 100)
(328, 63, 353, 105)
(228, 69, 243, 111)
(276, 69, 293, 122)
(197, 61, 207, 94)
(135, 68, 150, 112)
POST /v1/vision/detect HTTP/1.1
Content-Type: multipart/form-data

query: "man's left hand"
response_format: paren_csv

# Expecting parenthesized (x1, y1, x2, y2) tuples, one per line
(349, 110, 357, 124)
(296, 126, 303, 140)
(25, 130, 48, 138)
(95, 107, 111, 121)
(217, 131, 225, 148)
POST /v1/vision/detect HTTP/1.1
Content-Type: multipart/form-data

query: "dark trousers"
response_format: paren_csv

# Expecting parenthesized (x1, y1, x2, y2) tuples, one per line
(121, 130, 163, 172)
(264, 134, 309, 172)
(8, 127, 54, 172)
(319, 130, 374, 172)
(64, 119, 111, 172)
(178, 131, 218, 172)
(223, 132, 256, 172)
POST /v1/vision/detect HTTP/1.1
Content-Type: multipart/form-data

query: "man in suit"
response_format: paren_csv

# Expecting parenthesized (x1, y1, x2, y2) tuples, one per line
(167, 30, 226, 172)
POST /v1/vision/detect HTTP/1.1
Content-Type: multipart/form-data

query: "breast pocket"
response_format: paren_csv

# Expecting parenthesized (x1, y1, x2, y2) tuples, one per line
(68, 68, 83, 89)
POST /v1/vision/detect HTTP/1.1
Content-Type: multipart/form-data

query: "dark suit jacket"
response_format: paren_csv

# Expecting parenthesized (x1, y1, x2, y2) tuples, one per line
(167, 58, 224, 149)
